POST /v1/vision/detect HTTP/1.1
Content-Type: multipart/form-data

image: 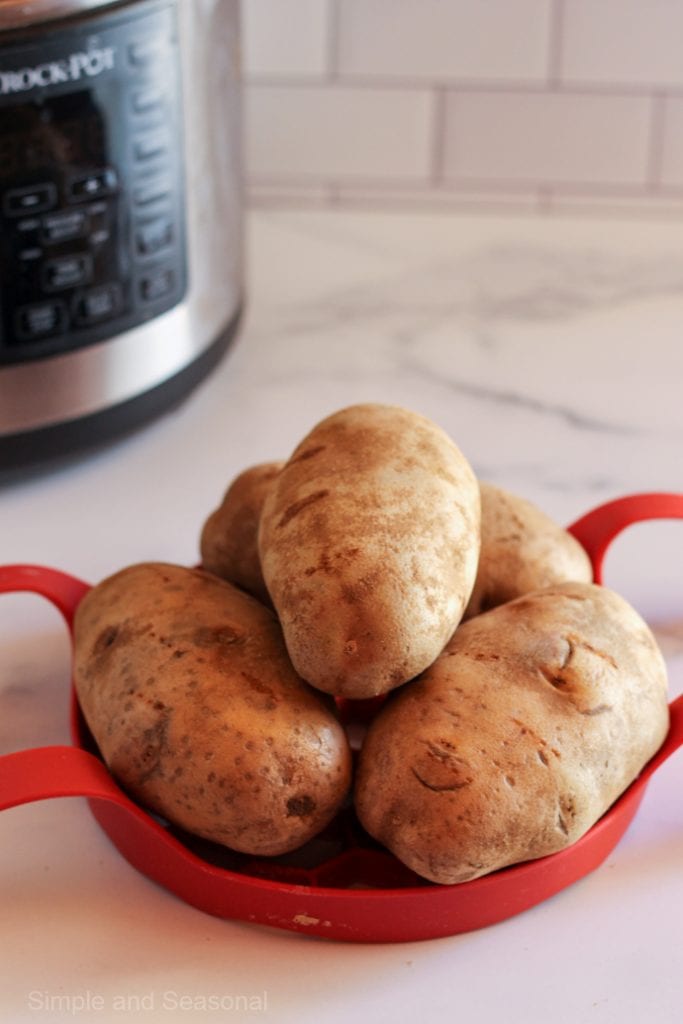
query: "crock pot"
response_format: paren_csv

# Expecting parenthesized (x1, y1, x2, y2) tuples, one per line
(0, 0, 243, 465)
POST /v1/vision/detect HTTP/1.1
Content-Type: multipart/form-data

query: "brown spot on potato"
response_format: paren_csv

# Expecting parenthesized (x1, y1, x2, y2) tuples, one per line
(579, 703, 612, 716)
(340, 570, 381, 606)
(411, 767, 472, 793)
(136, 715, 170, 785)
(289, 444, 327, 463)
(278, 489, 330, 529)
(286, 795, 316, 817)
(95, 625, 119, 652)
(411, 740, 474, 792)
(567, 634, 619, 670)
(539, 665, 568, 690)
(193, 625, 245, 647)
(240, 672, 278, 707)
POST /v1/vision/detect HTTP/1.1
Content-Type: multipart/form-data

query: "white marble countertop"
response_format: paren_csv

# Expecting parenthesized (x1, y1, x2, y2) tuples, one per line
(1, 208, 682, 1023)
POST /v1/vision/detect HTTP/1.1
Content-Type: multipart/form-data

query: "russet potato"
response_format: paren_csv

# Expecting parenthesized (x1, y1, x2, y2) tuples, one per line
(73, 562, 352, 856)
(355, 581, 669, 884)
(258, 403, 481, 699)
(464, 482, 593, 618)
(200, 461, 283, 604)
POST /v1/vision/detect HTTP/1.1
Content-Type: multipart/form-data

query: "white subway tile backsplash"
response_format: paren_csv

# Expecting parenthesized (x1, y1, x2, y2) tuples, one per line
(246, 85, 434, 181)
(336, 0, 552, 82)
(561, 0, 683, 87)
(659, 97, 683, 188)
(239, 0, 683, 218)
(442, 91, 652, 187)
(242, 0, 330, 77)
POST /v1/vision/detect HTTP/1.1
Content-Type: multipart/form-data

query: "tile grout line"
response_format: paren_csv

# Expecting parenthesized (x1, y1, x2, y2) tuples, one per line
(430, 87, 448, 185)
(246, 189, 683, 222)
(646, 92, 667, 190)
(547, 0, 565, 89)
(246, 171, 683, 197)
(243, 74, 683, 99)
(325, 0, 340, 82)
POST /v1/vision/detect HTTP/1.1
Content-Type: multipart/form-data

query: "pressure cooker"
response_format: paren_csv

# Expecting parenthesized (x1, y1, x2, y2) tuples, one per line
(0, 0, 243, 465)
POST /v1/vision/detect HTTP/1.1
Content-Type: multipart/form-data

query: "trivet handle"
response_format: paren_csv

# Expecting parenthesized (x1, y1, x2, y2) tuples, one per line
(0, 744, 127, 811)
(0, 564, 89, 628)
(569, 496, 683, 794)
(0, 565, 95, 807)
(568, 492, 683, 584)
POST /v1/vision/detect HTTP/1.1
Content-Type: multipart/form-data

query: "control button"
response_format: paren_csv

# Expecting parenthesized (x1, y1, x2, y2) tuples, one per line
(135, 217, 174, 257)
(131, 86, 165, 115)
(73, 283, 122, 325)
(90, 228, 111, 247)
(19, 247, 42, 262)
(3, 183, 57, 218)
(42, 209, 88, 244)
(17, 217, 41, 233)
(68, 169, 118, 203)
(134, 177, 171, 207)
(42, 254, 92, 292)
(134, 130, 169, 162)
(15, 300, 66, 341)
(139, 267, 174, 303)
(128, 38, 167, 68)
(86, 202, 110, 246)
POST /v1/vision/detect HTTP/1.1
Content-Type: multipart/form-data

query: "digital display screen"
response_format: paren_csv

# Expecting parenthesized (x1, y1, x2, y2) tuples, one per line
(0, 91, 107, 182)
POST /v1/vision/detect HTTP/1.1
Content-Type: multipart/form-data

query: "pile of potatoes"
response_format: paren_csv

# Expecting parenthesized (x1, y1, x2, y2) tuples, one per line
(73, 403, 670, 885)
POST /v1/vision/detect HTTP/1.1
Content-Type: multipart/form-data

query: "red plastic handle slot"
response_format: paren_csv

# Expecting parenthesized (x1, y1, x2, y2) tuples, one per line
(0, 568, 174, 839)
(568, 492, 683, 584)
(0, 566, 92, 805)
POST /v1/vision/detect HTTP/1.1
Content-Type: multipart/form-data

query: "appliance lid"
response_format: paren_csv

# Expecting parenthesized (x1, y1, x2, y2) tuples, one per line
(0, 1, 130, 33)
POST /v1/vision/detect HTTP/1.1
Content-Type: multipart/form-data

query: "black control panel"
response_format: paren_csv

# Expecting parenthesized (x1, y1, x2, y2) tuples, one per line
(0, 0, 187, 363)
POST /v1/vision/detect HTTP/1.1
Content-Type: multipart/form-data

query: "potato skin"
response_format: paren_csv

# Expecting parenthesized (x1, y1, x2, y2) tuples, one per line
(73, 563, 352, 856)
(356, 582, 669, 884)
(258, 403, 481, 699)
(464, 482, 593, 619)
(200, 461, 283, 604)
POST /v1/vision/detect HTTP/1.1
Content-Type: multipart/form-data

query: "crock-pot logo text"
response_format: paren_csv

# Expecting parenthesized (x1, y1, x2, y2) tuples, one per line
(0, 47, 115, 96)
